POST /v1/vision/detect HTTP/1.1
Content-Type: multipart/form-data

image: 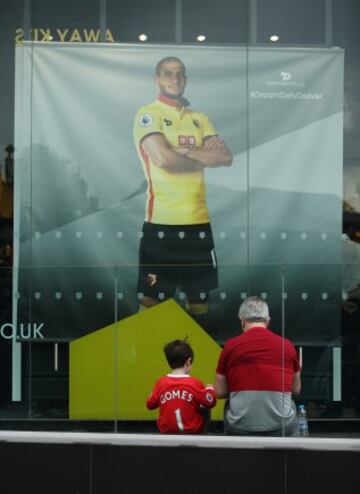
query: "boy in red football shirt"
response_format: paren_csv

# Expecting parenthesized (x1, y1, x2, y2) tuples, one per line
(146, 339, 216, 434)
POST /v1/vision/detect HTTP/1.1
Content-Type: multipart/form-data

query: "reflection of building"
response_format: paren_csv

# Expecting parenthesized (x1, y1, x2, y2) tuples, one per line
(0, 145, 14, 221)
(0, 180, 13, 267)
(0, 179, 13, 219)
(22, 144, 100, 236)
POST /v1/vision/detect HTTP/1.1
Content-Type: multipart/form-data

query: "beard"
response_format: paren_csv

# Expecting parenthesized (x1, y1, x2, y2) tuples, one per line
(159, 85, 185, 100)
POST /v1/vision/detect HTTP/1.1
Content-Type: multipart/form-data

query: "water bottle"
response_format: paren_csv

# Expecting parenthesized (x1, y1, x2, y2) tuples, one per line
(297, 404, 309, 437)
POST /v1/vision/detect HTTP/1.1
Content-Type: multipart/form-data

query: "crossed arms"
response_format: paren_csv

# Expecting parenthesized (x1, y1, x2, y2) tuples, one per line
(142, 134, 233, 173)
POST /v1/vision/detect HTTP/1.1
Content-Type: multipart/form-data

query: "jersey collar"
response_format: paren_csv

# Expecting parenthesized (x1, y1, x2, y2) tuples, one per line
(157, 94, 190, 109)
(167, 373, 190, 378)
(246, 325, 269, 332)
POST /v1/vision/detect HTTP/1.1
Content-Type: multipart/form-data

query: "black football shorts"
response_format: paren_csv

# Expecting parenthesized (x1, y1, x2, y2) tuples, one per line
(137, 222, 218, 301)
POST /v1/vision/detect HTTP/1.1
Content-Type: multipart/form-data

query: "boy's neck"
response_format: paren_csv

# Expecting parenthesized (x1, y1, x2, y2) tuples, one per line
(170, 367, 189, 375)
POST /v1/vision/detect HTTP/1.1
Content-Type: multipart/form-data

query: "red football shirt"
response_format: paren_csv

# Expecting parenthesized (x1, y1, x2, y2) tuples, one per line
(146, 374, 216, 434)
(216, 326, 300, 392)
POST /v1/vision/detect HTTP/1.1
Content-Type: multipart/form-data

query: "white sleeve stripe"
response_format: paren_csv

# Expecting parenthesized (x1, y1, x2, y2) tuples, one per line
(210, 249, 217, 269)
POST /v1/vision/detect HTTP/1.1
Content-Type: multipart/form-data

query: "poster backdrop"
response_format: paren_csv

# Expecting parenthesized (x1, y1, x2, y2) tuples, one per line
(14, 43, 343, 344)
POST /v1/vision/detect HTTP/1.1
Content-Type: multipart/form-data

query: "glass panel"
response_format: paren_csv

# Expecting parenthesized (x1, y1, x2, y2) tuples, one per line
(0, 266, 13, 415)
(247, 39, 344, 435)
(30, 0, 100, 41)
(114, 263, 291, 436)
(282, 261, 360, 431)
(0, 0, 23, 152)
(12, 37, 122, 426)
(182, 0, 249, 44)
(107, 0, 176, 43)
(13, 267, 118, 423)
(339, 0, 360, 429)
(257, 0, 326, 45)
(3, 0, 359, 439)
(107, 41, 247, 431)
(284, 263, 342, 427)
(247, 45, 343, 266)
(342, 263, 360, 420)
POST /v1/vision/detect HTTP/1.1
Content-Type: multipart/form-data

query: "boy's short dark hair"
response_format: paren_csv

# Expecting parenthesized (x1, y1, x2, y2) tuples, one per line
(163, 339, 194, 369)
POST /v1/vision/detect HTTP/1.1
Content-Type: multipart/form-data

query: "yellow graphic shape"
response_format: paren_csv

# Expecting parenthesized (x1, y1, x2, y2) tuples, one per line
(70, 299, 223, 420)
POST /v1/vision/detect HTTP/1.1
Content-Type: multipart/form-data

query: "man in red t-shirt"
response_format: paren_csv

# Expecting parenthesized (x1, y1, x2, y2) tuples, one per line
(146, 339, 216, 434)
(215, 296, 301, 436)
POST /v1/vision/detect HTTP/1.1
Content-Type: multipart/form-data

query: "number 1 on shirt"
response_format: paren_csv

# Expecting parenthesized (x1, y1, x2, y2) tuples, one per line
(174, 408, 184, 431)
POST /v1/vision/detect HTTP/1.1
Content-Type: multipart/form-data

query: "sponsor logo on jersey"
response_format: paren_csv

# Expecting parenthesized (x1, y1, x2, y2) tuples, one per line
(139, 114, 153, 127)
(178, 135, 196, 146)
(192, 119, 200, 128)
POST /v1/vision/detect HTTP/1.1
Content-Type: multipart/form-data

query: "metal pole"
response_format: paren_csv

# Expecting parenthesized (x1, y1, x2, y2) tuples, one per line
(100, 0, 107, 43)
(249, 0, 257, 45)
(24, 0, 31, 40)
(325, 0, 332, 47)
(175, 0, 182, 43)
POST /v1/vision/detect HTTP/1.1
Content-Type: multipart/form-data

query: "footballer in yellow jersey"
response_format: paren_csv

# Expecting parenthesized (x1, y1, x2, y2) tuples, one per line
(134, 93, 216, 225)
(133, 57, 232, 314)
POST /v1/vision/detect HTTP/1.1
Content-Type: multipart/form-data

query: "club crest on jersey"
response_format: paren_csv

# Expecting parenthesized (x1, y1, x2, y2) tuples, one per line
(147, 273, 157, 287)
(206, 392, 214, 402)
(163, 118, 172, 126)
(139, 114, 153, 127)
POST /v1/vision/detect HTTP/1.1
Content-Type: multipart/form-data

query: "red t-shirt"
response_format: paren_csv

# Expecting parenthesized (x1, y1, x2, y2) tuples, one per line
(216, 327, 300, 392)
(146, 374, 216, 434)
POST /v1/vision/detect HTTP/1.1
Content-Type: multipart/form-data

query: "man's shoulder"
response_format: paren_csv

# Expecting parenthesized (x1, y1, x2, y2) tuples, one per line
(135, 101, 159, 115)
(268, 329, 294, 344)
(186, 107, 209, 119)
(133, 101, 162, 133)
(267, 330, 297, 351)
(283, 336, 297, 351)
(223, 334, 243, 350)
(265, 329, 287, 342)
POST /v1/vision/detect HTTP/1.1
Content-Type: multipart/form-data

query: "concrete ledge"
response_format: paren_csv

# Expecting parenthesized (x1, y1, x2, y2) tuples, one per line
(0, 430, 359, 451)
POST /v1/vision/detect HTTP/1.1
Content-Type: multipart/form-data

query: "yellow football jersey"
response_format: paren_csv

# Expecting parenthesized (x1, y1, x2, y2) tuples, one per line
(133, 94, 217, 225)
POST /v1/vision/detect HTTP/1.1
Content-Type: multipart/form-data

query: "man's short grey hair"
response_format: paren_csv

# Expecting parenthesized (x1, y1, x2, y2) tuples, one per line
(238, 296, 269, 322)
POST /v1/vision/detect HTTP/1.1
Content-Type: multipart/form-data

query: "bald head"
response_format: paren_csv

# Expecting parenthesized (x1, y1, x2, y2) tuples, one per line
(155, 57, 187, 100)
(155, 57, 186, 76)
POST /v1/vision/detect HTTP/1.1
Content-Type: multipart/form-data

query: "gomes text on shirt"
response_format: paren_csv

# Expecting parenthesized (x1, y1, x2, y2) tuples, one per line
(160, 389, 193, 404)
